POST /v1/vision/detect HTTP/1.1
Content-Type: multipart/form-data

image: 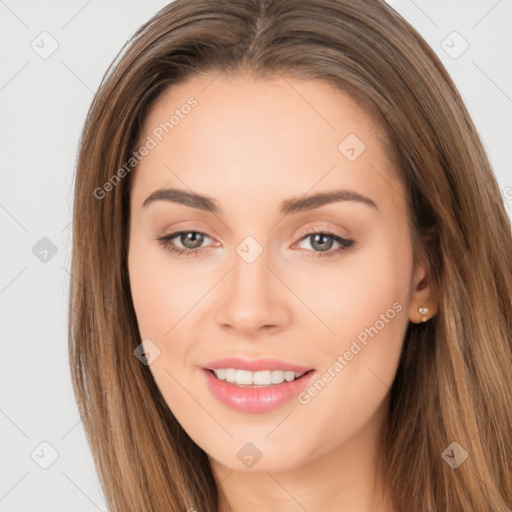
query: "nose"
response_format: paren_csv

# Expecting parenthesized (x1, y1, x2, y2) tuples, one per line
(214, 245, 291, 337)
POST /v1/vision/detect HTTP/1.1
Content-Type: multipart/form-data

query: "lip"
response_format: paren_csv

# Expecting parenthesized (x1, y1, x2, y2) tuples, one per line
(203, 357, 313, 373)
(201, 358, 316, 413)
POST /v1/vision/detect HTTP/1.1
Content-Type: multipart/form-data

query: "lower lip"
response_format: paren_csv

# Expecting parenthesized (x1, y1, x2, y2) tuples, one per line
(203, 369, 315, 413)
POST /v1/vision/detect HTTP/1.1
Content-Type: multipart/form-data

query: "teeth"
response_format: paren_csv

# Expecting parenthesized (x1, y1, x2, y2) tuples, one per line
(225, 368, 236, 383)
(214, 368, 227, 381)
(212, 368, 306, 386)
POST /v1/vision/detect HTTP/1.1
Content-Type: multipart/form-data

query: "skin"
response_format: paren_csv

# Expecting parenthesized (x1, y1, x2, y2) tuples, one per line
(127, 72, 437, 512)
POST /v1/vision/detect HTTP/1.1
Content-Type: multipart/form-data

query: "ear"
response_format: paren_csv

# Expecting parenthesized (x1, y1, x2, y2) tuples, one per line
(408, 251, 438, 324)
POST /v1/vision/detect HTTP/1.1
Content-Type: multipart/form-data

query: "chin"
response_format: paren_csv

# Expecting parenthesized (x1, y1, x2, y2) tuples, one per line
(201, 434, 315, 474)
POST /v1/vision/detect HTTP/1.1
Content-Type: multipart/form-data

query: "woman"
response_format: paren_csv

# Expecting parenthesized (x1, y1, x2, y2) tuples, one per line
(68, 0, 512, 510)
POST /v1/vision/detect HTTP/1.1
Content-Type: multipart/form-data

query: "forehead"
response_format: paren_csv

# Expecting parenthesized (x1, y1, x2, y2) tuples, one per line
(130, 72, 403, 216)
(141, 72, 383, 146)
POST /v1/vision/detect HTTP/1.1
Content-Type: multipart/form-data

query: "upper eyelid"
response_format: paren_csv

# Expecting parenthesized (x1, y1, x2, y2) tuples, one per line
(162, 228, 351, 248)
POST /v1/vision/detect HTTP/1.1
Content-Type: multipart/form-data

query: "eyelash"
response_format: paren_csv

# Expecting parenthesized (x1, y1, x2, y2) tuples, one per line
(156, 228, 355, 258)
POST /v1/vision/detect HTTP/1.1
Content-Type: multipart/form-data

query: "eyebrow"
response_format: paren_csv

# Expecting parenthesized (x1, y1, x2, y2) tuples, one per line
(142, 187, 379, 214)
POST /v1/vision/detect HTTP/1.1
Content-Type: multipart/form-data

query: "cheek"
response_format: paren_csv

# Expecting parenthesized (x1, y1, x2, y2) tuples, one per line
(128, 234, 206, 340)
(331, 233, 413, 369)
(128, 239, 201, 405)
(128, 242, 168, 340)
(290, 277, 410, 458)
(293, 235, 412, 413)
(286, 233, 413, 350)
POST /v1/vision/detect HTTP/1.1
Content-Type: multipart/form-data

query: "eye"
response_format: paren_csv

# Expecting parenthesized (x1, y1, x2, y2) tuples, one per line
(293, 228, 355, 258)
(156, 228, 355, 258)
(156, 230, 213, 257)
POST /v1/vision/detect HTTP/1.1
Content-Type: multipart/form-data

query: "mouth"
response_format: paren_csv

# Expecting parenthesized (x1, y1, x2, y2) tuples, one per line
(207, 368, 313, 387)
(201, 358, 316, 413)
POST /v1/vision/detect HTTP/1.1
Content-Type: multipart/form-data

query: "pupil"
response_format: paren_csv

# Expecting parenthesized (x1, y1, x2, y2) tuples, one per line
(182, 232, 203, 249)
(312, 234, 333, 251)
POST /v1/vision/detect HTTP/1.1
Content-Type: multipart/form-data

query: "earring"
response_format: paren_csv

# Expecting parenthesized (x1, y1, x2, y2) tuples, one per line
(418, 306, 429, 322)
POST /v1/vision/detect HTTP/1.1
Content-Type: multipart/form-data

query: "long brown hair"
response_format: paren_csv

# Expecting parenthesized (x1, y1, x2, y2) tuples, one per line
(68, 1, 512, 510)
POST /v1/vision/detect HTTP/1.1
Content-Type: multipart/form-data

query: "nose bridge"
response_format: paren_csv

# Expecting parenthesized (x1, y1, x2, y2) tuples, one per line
(214, 233, 290, 333)
(230, 235, 274, 304)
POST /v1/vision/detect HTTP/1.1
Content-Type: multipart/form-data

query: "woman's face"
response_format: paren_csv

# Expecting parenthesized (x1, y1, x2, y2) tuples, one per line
(128, 72, 432, 473)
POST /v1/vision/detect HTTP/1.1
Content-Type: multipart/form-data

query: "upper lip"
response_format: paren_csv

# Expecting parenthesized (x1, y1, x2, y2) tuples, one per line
(203, 357, 313, 373)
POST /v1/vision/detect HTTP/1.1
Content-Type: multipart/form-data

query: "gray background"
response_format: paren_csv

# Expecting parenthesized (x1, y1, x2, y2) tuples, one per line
(1, 0, 511, 510)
